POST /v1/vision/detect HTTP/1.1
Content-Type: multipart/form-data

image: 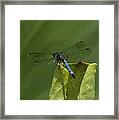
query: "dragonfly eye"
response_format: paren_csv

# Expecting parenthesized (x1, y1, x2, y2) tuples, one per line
(53, 53, 56, 58)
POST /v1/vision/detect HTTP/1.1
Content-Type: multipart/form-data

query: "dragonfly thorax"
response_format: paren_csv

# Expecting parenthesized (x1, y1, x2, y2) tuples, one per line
(53, 52, 66, 62)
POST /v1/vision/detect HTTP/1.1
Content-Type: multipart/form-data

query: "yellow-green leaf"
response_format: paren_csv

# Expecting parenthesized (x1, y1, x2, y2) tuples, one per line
(49, 61, 97, 100)
(49, 64, 68, 100)
(78, 63, 97, 100)
(66, 61, 88, 100)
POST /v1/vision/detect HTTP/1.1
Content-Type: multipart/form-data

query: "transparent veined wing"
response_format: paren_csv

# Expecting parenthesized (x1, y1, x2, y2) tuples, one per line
(27, 52, 54, 64)
(63, 41, 92, 62)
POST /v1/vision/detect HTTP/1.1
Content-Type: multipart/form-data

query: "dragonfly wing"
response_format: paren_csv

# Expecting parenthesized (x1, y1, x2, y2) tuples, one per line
(27, 52, 53, 64)
(64, 41, 85, 54)
(64, 41, 92, 62)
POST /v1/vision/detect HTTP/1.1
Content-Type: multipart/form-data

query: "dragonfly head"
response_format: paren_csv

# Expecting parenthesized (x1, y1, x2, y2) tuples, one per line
(53, 52, 66, 62)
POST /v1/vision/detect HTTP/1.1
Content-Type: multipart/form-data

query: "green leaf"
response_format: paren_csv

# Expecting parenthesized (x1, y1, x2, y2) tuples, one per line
(78, 63, 97, 100)
(49, 64, 69, 100)
(49, 61, 97, 100)
(66, 62, 88, 100)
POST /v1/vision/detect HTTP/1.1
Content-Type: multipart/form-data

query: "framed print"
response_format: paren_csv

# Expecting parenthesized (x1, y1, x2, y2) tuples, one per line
(0, 0, 118, 119)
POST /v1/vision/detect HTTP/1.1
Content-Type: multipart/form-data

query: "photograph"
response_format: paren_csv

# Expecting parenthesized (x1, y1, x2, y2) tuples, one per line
(20, 20, 99, 100)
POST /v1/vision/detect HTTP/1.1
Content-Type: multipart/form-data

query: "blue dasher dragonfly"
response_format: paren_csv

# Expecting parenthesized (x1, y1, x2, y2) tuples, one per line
(27, 41, 92, 79)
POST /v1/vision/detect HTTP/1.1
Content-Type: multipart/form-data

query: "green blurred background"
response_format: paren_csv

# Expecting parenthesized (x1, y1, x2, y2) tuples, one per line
(20, 20, 99, 100)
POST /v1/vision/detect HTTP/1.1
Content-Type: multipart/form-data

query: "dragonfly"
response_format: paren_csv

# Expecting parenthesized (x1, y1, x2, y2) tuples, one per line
(27, 41, 92, 79)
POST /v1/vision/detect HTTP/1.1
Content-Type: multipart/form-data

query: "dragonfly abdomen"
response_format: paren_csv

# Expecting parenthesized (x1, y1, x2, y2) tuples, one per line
(63, 59, 76, 79)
